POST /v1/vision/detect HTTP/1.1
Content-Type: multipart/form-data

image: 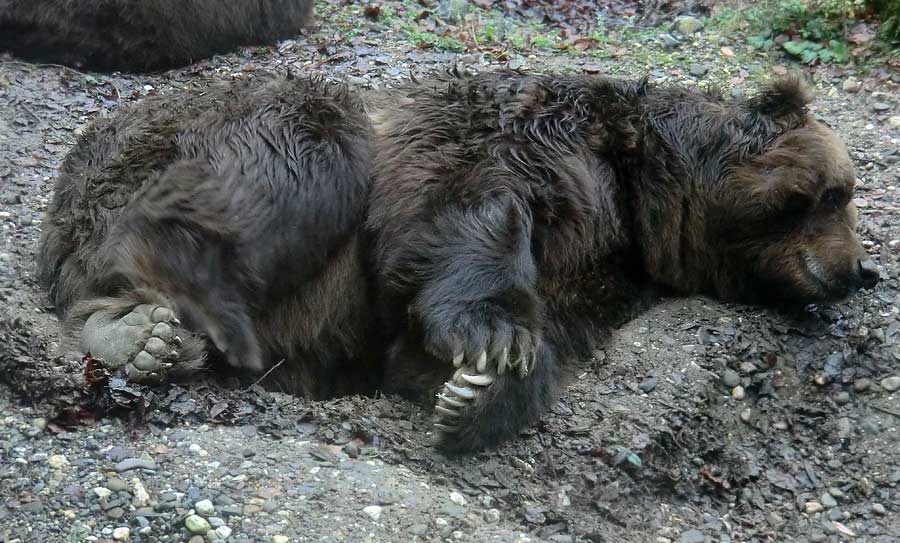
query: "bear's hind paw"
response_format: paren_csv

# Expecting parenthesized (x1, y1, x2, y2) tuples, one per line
(432, 367, 496, 437)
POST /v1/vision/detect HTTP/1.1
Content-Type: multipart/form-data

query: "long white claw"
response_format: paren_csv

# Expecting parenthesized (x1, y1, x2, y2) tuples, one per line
(171, 318, 181, 326)
(435, 405, 460, 418)
(461, 373, 493, 386)
(497, 347, 509, 375)
(519, 352, 531, 378)
(452, 352, 464, 367)
(444, 382, 475, 399)
(434, 423, 459, 433)
(476, 350, 487, 373)
(437, 394, 467, 408)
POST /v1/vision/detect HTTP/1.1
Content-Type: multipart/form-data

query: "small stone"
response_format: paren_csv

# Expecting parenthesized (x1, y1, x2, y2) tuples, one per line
(132, 479, 150, 507)
(94, 487, 113, 500)
(674, 15, 703, 34)
(821, 494, 838, 508)
(185, 514, 211, 534)
(363, 505, 382, 521)
(106, 478, 127, 492)
(272, 536, 289, 543)
(773, 420, 789, 430)
(872, 102, 891, 112)
(188, 537, 205, 543)
(449, 492, 467, 506)
(689, 64, 708, 77)
(195, 499, 215, 516)
(47, 455, 68, 469)
(853, 379, 872, 392)
(828, 487, 844, 498)
(484, 508, 501, 523)
(242, 504, 262, 515)
(342, 443, 360, 459)
(208, 517, 225, 528)
(731, 385, 745, 400)
(106, 507, 125, 519)
(679, 529, 706, 543)
(32, 417, 47, 431)
(842, 78, 861, 93)
(889, 116, 900, 128)
(834, 391, 850, 405)
(872, 503, 886, 515)
(221, 505, 242, 517)
(740, 408, 752, 423)
(112, 527, 130, 541)
(722, 370, 740, 387)
(215, 526, 232, 539)
(409, 523, 428, 536)
(879, 376, 900, 392)
(639, 376, 658, 393)
(115, 458, 156, 472)
(805, 501, 824, 514)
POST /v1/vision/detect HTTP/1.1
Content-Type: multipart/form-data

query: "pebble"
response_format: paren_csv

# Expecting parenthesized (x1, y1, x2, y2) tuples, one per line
(834, 391, 850, 405)
(673, 15, 703, 34)
(46, 454, 69, 469)
(132, 479, 150, 507)
(409, 523, 428, 536)
(740, 408, 752, 423)
(872, 503, 886, 515)
(828, 487, 844, 498)
(185, 514, 211, 534)
(112, 527, 130, 541)
(639, 376, 658, 393)
(484, 508, 501, 523)
(722, 370, 740, 387)
(821, 493, 837, 508)
(804, 501, 824, 514)
(107, 478, 127, 492)
(115, 458, 156, 472)
(688, 64, 708, 77)
(195, 499, 215, 515)
(188, 537, 205, 543)
(273, 537, 289, 543)
(853, 378, 872, 392)
(842, 78, 861, 93)
(880, 376, 900, 392)
(342, 442, 360, 459)
(94, 487, 113, 499)
(889, 116, 900, 128)
(243, 504, 262, 515)
(208, 517, 225, 528)
(679, 529, 706, 543)
(363, 505, 382, 521)
(731, 386, 745, 400)
(215, 526, 233, 539)
(872, 102, 891, 112)
(449, 492, 467, 506)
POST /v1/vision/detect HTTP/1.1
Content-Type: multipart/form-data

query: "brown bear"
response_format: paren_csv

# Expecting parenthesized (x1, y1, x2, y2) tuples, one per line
(0, 0, 314, 72)
(36, 69, 878, 454)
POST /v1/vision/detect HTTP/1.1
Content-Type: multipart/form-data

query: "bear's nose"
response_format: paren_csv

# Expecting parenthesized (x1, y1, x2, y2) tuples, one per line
(858, 259, 880, 290)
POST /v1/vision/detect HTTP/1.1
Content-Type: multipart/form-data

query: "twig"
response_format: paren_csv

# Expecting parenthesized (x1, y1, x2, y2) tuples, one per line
(244, 358, 286, 391)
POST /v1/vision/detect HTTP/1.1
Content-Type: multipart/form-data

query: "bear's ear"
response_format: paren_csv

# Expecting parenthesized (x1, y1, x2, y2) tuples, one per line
(749, 75, 812, 128)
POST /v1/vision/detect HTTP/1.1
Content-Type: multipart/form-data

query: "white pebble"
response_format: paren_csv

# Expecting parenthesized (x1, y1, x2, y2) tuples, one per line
(132, 479, 150, 507)
(449, 491, 467, 506)
(194, 499, 215, 516)
(805, 501, 824, 514)
(363, 505, 382, 521)
(112, 527, 130, 541)
(731, 386, 746, 400)
(93, 487, 112, 499)
(47, 454, 68, 469)
(215, 526, 233, 539)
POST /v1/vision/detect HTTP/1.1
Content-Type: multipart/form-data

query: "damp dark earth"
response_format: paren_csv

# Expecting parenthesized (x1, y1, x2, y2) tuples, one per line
(1, 1, 899, 542)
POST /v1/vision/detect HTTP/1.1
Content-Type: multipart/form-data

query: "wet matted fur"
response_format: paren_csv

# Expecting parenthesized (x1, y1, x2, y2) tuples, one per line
(366, 69, 878, 452)
(0, 0, 314, 72)
(36, 69, 878, 453)
(37, 72, 377, 398)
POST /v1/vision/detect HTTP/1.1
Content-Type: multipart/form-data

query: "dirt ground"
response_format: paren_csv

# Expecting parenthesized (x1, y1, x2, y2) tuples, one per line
(1, 2, 899, 542)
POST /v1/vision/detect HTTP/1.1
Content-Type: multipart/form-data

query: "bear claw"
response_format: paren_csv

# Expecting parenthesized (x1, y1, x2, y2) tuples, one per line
(433, 363, 499, 437)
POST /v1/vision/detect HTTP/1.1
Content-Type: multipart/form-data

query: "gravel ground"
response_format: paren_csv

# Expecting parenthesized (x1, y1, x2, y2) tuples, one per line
(1, 2, 899, 542)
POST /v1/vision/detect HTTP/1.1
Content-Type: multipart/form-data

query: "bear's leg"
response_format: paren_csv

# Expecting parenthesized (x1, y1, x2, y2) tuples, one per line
(384, 334, 561, 452)
(68, 289, 206, 383)
(109, 159, 263, 371)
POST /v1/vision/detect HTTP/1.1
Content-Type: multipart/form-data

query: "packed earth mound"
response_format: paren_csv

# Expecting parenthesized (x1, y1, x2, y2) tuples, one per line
(1, 1, 898, 542)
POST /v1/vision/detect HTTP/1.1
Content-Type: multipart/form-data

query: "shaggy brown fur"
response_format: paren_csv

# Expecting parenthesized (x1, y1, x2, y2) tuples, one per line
(36, 69, 878, 453)
(366, 69, 878, 451)
(38, 72, 378, 398)
(0, 0, 314, 72)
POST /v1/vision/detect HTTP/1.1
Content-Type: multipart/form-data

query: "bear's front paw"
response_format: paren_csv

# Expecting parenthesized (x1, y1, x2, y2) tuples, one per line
(424, 309, 540, 379)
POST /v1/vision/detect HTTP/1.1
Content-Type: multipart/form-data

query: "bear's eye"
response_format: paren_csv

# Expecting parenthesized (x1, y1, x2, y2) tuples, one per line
(781, 192, 813, 216)
(820, 188, 846, 210)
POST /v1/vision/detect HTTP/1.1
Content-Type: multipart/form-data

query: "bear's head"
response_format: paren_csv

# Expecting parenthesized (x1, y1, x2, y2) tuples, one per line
(705, 77, 879, 304)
